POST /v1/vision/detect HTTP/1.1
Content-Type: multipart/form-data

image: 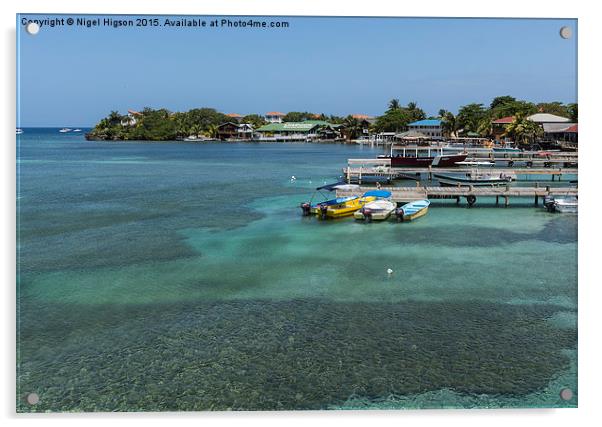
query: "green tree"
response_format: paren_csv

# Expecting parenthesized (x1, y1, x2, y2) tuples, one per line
(567, 103, 578, 122)
(406, 101, 426, 122)
(282, 111, 315, 122)
(242, 114, 267, 128)
(536, 102, 570, 118)
(490, 96, 516, 110)
(375, 109, 412, 132)
(341, 115, 364, 140)
(457, 103, 487, 134)
(388, 99, 401, 111)
(504, 114, 544, 147)
(440, 111, 459, 138)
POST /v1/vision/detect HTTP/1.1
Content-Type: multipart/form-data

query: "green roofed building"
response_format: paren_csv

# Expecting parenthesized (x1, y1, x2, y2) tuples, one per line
(255, 120, 341, 141)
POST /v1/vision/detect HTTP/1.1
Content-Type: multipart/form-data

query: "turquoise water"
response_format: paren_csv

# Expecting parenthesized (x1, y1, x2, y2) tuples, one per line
(17, 130, 577, 411)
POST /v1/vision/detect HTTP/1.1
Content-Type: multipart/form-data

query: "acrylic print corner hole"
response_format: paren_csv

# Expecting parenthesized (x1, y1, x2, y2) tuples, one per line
(16, 14, 577, 412)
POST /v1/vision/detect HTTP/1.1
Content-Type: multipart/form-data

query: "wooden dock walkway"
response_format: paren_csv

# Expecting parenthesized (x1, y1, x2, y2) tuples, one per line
(336, 185, 578, 207)
(343, 165, 578, 184)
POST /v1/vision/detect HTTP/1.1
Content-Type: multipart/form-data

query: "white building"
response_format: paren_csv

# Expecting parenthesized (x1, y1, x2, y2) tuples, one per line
(407, 119, 443, 138)
(265, 111, 285, 123)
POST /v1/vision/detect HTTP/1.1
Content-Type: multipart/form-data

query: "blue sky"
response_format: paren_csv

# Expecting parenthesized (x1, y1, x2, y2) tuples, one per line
(17, 15, 577, 127)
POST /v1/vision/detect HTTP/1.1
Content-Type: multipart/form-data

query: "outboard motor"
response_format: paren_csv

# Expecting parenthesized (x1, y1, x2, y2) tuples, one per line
(543, 196, 556, 212)
(300, 202, 311, 216)
(319, 205, 329, 220)
(362, 208, 373, 223)
(395, 207, 405, 222)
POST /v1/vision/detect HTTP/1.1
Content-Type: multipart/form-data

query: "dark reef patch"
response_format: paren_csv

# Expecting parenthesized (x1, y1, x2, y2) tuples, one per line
(17, 299, 576, 412)
(393, 216, 577, 248)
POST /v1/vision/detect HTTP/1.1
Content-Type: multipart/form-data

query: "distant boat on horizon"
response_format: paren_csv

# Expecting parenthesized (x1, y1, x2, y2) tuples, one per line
(16, 128, 23, 134)
(73, 129, 82, 132)
(59, 128, 72, 133)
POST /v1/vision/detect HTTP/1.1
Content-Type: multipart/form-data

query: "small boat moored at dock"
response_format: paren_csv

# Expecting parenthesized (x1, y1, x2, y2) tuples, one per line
(544, 195, 578, 213)
(354, 194, 395, 222)
(394, 199, 430, 222)
(300, 181, 361, 216)
(434, 171, 515, 187)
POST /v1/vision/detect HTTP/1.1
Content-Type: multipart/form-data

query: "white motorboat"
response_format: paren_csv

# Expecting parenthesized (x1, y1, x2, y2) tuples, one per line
(59, 128, 72, 133)
(354, 199, 397, 221)
(434, 171, 515, 187)
(16, 128, 23, 134)
(553, 197, 578, 213)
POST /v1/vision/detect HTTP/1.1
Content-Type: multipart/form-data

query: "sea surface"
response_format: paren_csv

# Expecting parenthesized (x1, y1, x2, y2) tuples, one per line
(16, 129, 577, 411)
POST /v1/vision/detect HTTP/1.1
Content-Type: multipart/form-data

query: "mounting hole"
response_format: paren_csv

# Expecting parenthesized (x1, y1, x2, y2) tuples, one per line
(559, 26, 572, 39)
(560, 388, 573, 401)
(26, 392, 39, 405)
(26, 22, 40, 35)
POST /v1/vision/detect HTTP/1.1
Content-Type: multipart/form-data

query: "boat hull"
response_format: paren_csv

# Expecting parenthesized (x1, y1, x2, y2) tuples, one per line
(554, 201, 578, 213)
(325, 196, 376, 218)
(403, 206, 428, 221)
(434, 173, 512, 187)
(354, 200, 396, 221)
(395, 199, 431, 222)
(385, 153, 467, 167)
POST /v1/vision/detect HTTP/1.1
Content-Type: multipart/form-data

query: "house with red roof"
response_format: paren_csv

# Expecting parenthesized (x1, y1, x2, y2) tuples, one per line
(265, 112, 285, 123)
(491, 116, 515, 141)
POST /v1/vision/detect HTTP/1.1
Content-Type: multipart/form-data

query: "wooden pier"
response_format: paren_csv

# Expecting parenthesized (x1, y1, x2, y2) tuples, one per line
(343, 158, 578, 184)
(336, 184, 578, 207)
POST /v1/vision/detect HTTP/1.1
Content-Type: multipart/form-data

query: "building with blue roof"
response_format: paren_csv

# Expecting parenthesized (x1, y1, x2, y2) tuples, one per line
(407, 119, 443, 139)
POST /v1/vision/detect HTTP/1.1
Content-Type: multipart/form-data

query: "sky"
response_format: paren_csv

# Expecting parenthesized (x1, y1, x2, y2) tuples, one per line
(16, 15, 577, 127)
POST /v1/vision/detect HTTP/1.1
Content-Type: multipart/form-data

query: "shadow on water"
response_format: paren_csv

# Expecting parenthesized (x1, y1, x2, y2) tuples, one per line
(17, 298, 576, 412)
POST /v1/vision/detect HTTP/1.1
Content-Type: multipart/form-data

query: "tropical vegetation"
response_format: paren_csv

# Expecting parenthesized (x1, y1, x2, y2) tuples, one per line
(87, 96, 576, 143)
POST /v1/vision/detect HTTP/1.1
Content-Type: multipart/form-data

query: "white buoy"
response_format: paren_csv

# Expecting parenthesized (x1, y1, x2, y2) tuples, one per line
(387, 268, 393, 275)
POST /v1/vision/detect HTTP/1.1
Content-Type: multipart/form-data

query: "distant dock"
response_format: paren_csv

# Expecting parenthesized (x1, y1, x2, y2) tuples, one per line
(344, 156, 578, 184)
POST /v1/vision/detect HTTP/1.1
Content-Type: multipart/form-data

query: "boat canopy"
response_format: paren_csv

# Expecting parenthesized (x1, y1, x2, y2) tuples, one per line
(363, 190, 392, 198)
(316, 181, 347, 191)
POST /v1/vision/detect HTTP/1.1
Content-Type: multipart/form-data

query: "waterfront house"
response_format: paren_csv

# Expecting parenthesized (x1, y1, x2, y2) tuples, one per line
(121, 109, 142, 127)
(407, 119, 443, 139)
(492, 113, 576, 144)
(491, 116, 515, 141)
(255, 120, 340, 142)
(541, 123, 578, 145)
(265, 112, 285, 123)
(217, 122, 254, 140)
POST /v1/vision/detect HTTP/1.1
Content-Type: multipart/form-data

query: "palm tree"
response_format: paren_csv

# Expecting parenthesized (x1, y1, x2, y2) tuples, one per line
(388, 99, 401, 111)
(504, 114, 544, 147)
(440, 111, 458, 138)
(342, 116, 362, 140)
(477, 117, 492, 138)
(204, 124, 219, 139)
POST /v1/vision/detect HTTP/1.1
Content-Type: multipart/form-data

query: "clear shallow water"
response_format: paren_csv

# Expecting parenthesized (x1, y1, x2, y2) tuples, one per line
(17, 129, 577, 411)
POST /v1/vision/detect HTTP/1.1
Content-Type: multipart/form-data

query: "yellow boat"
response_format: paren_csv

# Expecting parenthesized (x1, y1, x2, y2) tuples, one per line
(324, 195, 377, 218)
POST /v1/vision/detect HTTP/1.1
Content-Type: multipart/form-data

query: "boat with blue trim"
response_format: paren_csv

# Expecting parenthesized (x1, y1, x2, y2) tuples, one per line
(394, 199, 430, 222)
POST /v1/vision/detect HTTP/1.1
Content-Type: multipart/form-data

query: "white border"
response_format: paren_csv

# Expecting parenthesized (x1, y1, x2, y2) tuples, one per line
(3, 1, 600, 426)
